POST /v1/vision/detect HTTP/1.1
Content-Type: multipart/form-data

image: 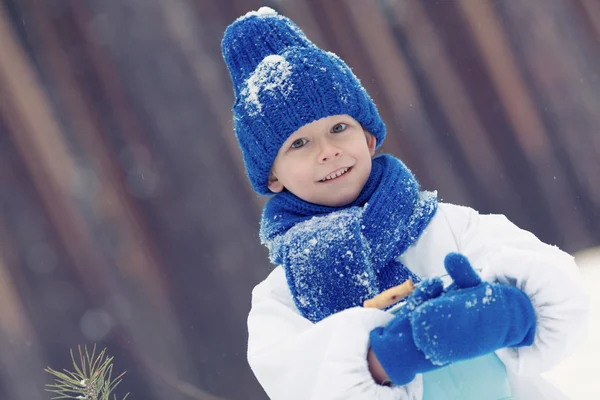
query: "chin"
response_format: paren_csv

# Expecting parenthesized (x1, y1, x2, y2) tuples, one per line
(325, 193, 360, 207)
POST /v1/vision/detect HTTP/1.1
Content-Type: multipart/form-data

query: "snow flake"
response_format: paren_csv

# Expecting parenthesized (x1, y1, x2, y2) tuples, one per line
(465, 298, 478, 308)
(355, 272, 370, 287)
(297, 296, 310, 307)
(482, 286, 494, 304)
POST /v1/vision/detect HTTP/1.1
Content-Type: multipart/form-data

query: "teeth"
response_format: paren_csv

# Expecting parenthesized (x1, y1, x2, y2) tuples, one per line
(322, 167, 349, 181)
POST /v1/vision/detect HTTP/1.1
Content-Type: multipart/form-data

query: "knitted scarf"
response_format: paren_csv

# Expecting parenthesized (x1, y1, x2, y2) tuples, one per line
(259, 154, 438, 323)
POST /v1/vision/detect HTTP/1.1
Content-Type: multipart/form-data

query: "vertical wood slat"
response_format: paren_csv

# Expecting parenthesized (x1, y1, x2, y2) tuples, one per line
(458, 0, 589, 246)
(385, 0, 513, 208)
(0, 240, 30, 340)
(527, 0, 600, 211)
(0, 3, 100, 398)
(156, 0, 264, 211)
(0, 217, 48, 400)
(494, 0, 600, 248)
(579, 0, 600, 44)
(16, 0, 168, 299)
(460, 1, 548, 154)
(57, 1, 271, 398)
(2, 1, 227, 399)
(0, 1, 108, 297)
(344, 0, 472, 206)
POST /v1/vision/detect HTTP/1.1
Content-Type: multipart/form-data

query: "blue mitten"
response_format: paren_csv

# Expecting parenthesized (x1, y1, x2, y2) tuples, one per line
(370, 278, 448, 385)
(411, 253, 537, 365)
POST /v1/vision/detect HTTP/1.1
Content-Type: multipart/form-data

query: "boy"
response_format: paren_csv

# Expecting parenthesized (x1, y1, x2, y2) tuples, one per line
(222, 7, 589, 399)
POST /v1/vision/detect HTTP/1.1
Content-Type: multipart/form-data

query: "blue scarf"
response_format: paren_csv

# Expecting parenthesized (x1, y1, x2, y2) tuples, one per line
(260, 154, 438, 323)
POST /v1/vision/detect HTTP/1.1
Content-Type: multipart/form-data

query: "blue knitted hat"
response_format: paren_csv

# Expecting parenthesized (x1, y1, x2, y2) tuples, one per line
(222, 7, 386, 195)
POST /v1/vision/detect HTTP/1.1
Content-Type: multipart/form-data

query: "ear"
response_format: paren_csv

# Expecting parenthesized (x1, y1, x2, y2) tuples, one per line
(365, 132, 377, 157)
(268, 172, 284, 193)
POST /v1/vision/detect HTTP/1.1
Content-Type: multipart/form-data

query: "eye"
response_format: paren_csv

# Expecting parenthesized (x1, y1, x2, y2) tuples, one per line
(331, 123, 347, 133)
(290, 138, 308, 149)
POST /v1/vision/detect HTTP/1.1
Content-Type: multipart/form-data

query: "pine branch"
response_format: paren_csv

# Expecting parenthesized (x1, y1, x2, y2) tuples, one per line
(45, 344, 130, 400)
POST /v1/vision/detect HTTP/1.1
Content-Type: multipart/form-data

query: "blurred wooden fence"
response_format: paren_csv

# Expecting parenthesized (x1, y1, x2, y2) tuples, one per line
(0, 0, 599, 399)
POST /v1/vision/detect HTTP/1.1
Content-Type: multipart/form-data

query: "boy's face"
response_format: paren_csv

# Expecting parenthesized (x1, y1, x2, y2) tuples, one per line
(268, 114, 377, 207)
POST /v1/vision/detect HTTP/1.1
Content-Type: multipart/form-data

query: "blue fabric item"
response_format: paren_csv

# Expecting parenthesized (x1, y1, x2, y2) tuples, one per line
(221, 7, 386, 195)
(412, 253, 537, 365)
(370, 279, 447, 385)
(373, 273, 514, 397)
(260, 155, 438, 323)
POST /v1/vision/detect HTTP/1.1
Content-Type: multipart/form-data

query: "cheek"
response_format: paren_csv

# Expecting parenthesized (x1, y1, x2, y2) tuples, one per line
(361, 157, 373, 178)
(279, 163, 311, 186)
(289, 168, 312, 184)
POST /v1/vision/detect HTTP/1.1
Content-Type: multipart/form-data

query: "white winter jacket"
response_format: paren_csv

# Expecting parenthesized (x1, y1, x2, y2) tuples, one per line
(247, 203, 589, 399)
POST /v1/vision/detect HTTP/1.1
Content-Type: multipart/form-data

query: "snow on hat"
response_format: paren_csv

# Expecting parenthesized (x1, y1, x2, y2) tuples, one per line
(222, 6, 386, 195)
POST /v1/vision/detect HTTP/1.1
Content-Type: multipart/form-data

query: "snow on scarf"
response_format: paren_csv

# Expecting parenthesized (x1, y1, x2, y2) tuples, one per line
(259, 154, 438, 323)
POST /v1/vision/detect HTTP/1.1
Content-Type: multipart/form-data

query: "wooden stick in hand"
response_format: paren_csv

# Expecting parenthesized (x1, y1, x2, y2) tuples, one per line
(363, 280, 415, 309)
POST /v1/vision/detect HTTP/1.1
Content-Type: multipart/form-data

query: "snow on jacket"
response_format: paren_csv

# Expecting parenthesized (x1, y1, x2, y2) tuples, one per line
(247, 203, 590, 399)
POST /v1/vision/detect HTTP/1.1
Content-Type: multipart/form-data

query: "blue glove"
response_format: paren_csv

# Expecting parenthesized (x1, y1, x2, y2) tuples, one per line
(370, 278, 448, 385)
(411, 253, 537, 366)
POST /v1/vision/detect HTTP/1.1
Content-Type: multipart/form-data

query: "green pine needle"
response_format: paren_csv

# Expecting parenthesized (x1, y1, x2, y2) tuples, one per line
(45, 344, 130, 400)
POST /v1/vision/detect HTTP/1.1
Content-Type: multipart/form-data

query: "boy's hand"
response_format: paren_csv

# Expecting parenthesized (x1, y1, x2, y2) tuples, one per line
(369, 278, 447, 385)
(411, 253, 537, 365)
(367, 347, 389, 385)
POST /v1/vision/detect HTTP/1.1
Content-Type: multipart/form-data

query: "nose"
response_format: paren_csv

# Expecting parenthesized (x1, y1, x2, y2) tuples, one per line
(318, 141, 342, 163)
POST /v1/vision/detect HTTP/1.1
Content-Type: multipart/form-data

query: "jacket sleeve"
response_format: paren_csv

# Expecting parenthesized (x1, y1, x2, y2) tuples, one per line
(442, 204, 590, 376)
(247, 266, 423, 400)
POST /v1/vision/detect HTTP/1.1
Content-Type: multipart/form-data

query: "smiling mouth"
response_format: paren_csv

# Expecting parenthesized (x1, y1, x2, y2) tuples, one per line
(319, 167, 351, 182)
